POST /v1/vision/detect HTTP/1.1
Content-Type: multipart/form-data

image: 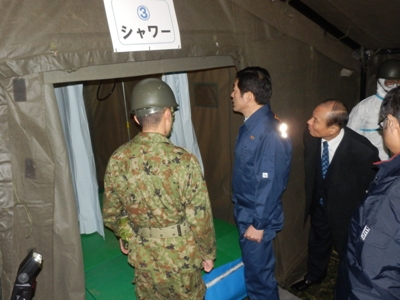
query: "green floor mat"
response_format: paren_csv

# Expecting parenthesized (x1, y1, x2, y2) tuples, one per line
(85, 255, 135, 300)
(82, 218, 241, 299)
(85, 291, 97, 300)
(81, 228, 121, 271)
(213, 218, 238, 239)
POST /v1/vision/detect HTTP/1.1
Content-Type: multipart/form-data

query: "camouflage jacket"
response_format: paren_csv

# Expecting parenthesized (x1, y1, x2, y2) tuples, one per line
(103, 132, 216, 272)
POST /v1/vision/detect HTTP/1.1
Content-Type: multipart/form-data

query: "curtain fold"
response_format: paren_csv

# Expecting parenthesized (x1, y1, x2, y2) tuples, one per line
(162, 73, 204, 173)
(55, 84, 104, 237)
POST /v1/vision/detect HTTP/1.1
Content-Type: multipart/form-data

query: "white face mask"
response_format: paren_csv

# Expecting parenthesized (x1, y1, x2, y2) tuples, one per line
(378, 78, 398, 93)
(377, 78, 399, 97)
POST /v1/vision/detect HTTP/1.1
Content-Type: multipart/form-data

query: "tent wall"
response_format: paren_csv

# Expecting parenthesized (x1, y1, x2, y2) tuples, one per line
(188, 67, 239, 223)
(231, 0, 358, 70)
(0, 0, 372, 298)
(0, 1, 358, 79)
(0, 75, 84, 299)
(82, 78, 143, 187)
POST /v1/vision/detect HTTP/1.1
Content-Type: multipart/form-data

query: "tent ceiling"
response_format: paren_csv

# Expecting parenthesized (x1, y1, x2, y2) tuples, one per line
(292, 0, 400, 51)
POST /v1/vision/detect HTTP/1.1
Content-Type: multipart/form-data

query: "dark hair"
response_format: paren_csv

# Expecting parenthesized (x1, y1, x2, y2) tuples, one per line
(236, 67, 272, 105)
(322, 100, 349, 128)
(136, 108, 166, 129)
(381, 86, 400, 121)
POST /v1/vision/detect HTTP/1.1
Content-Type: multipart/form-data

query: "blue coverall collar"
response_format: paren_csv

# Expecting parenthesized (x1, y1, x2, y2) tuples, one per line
(243, 104, 272, 128)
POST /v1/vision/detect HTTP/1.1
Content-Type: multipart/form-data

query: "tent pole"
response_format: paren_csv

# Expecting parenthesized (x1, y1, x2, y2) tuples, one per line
(121, 81, 131, 141)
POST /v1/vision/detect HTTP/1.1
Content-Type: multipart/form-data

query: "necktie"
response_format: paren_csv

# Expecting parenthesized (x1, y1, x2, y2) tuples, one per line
(320, 141, 329, 206)
(321, 141, 329, 179)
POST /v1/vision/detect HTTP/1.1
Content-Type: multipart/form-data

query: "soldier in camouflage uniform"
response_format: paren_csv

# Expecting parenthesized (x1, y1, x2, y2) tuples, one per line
(103, 78, 216, 300)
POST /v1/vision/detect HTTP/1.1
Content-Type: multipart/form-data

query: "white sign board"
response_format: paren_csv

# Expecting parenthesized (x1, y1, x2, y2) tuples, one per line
(103, 0, 181, 52)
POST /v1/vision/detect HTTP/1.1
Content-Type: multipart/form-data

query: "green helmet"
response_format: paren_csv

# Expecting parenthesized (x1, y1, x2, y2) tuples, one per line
(130, 78, 178, 116)
(376, 59, 400, 79)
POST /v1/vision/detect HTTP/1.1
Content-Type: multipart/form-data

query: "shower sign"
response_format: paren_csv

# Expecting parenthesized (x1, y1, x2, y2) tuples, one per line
(103, 0, 181, 52)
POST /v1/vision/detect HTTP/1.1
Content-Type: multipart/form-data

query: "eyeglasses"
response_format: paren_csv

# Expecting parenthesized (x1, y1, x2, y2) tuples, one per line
(377, 116, 388, 130)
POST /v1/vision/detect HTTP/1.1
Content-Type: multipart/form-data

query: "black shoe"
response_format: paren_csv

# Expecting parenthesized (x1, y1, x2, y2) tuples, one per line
(290, 278, 322, 291)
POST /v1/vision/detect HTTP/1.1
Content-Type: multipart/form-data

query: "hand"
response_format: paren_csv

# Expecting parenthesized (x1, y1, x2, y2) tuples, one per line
(243, 225, 264, 243)
(119, 239, 129, 255)
(202, 259, 214, 273)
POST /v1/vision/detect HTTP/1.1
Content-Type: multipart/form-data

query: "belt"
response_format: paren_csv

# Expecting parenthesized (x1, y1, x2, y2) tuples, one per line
(137, 221, 190, 238)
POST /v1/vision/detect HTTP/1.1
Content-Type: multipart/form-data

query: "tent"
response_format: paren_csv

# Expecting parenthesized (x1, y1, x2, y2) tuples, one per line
(1, 1, 399, 299)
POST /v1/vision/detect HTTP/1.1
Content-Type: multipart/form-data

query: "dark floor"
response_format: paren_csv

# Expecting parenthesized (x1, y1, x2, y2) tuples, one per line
(288, 252, 340, 300)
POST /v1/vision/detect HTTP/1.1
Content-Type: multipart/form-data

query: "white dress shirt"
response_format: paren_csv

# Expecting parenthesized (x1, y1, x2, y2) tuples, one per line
(321, 128, 345, 164)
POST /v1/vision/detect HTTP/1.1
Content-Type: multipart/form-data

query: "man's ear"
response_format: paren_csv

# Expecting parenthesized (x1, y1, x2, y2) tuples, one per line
(164, 108, 171, 119)
(133, 115, 140, 125)
(243, 91, 255, 103)
(387, 114, 399, 131)
(328, 124, 340, 135)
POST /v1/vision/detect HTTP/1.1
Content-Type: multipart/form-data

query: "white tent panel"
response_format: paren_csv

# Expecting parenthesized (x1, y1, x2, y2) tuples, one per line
(55, 84, 104, 237)
(163, 73, 204, 173)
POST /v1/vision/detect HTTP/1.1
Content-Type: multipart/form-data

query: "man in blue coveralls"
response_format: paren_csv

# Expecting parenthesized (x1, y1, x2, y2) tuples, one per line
(231, 66, 292, 299)
(335, 87, 400, 300)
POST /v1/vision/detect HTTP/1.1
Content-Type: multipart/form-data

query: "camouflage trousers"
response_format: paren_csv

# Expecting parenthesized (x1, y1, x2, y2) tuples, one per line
(134, 268, 206, 300)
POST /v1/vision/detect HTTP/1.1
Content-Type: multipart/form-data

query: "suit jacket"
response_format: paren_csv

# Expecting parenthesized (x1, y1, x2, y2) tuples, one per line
(303, 126, 380, 250)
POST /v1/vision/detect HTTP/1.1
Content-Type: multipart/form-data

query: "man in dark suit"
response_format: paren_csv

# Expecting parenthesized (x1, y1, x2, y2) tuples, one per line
(291, 100, 380, 291)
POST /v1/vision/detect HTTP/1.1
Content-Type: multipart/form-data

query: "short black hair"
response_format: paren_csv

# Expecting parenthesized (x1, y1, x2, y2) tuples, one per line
(381, 86, 400, 121)
(236, 67, 272, 105)
(136, 108, 166, 129)
(322, 100, 348, 128)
